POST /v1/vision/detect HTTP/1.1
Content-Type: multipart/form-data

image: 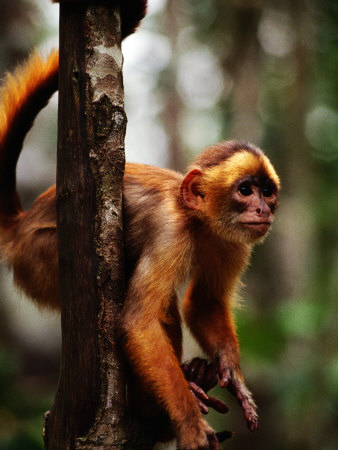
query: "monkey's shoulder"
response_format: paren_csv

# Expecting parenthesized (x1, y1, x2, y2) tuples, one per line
(125, 162, 183, 188)
(123, 162, 183, 207)
(123, 163, 189, 260)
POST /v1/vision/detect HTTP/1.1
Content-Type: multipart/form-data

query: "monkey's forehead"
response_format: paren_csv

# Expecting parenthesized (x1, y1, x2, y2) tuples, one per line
(204, 150, 280, 189)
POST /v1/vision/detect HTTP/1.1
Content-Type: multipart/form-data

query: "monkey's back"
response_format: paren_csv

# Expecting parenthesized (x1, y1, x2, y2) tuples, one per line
(123, 163, 187, 282)
(0, 162, 185, 308)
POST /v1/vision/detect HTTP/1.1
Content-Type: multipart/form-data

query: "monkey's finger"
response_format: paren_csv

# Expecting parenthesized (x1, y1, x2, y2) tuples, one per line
(189, 382, 229, 414)
(203, 362, 218, 392)
(181, 363, 189, 377)
(197, 398, 209, 414)
(181, 358, 198, 380)
(188, 391, 209, 414)
(203, 395, 229, 414)
(195, 359, 208, 387)
(188, 357, 206, 381)
(247, 418, 259, 432)
(241, 398, 259, 431)
(188, 382, 209, 414)
(226, 377, 259, 431)
(188, 381, 208, 400)
(218, 367, 232, 388)
(181, 360, 201, 382)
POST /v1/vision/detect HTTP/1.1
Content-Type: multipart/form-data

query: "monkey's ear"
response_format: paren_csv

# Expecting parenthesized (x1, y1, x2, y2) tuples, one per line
(181, 169, 205, 210)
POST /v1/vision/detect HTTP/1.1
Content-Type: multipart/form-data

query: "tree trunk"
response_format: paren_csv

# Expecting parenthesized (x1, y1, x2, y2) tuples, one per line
(44, 2, 152, 448)
(162, 0, 186, 172)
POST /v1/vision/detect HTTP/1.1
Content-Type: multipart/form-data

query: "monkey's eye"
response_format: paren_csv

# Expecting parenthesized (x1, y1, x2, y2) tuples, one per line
(263, 184, 274, 197)
(238, 183, 253, 196)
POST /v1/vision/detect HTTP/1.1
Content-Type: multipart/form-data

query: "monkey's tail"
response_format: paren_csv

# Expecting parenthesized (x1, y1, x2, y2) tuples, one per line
(0, 49, 59, 224)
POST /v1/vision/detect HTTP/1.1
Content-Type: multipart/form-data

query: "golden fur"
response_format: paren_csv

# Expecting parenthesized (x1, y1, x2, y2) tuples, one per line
(0, 50, 280, 449)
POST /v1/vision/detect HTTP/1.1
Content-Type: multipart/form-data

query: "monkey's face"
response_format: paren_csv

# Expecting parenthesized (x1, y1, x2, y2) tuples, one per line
(182, 150, 280, 244)
(210, 156, 279, 244)
(227, 174, 279, 242)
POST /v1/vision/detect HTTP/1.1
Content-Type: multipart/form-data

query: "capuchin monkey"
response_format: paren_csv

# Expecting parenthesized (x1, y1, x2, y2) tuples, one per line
(0, 41, 280, 450)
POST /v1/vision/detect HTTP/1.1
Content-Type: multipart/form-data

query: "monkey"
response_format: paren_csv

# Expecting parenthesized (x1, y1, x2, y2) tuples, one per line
(121, 142, 279, 449)
(0, 49, 280, 449)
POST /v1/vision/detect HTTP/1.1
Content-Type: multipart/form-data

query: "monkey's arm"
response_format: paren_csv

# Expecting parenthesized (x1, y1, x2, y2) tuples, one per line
(121, 259, 220, 449)
(182, 274, 258, 431)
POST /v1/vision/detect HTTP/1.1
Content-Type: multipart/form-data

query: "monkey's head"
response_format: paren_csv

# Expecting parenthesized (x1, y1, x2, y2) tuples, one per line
(181, 141, 280, 244)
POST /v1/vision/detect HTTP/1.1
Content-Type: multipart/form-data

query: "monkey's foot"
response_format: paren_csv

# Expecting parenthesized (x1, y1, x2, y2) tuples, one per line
(182, 357, 218, 391)
(176, 417, 221, 450)
(182, 358, 229, 414)
(218, 366, 259, 431)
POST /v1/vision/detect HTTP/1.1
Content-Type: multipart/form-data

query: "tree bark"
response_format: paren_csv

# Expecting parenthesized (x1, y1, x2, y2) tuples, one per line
(44, 2, 152, 449)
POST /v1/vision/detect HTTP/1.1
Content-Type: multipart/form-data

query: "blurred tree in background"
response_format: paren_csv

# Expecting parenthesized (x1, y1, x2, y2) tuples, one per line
(0, 0, 337, 449)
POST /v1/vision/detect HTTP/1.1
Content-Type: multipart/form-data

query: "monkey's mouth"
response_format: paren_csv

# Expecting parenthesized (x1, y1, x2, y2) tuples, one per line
(241, 222, 271, 233)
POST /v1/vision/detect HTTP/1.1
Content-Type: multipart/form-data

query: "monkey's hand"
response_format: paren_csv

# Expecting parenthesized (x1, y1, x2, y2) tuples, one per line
(181, 358, 229, 415)
(217, 360, 259, 431)
(176, 416, 221, 450)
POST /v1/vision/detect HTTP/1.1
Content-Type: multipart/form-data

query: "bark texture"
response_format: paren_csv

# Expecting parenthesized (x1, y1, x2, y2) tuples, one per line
(44, 3, 152, 449)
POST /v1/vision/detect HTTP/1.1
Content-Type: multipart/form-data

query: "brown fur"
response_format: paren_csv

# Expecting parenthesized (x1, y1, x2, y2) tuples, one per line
(0, 51, 280, 448)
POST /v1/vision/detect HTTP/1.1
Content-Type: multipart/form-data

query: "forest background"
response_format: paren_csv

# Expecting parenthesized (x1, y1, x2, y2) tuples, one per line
(0, 0, 337, 449)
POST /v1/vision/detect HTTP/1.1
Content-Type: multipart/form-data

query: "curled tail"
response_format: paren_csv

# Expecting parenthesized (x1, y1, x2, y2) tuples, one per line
(0, 50, 59, 223)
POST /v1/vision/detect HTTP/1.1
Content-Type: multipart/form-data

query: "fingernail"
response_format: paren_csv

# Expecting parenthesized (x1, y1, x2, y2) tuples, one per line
(220, 377, 229, 387)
